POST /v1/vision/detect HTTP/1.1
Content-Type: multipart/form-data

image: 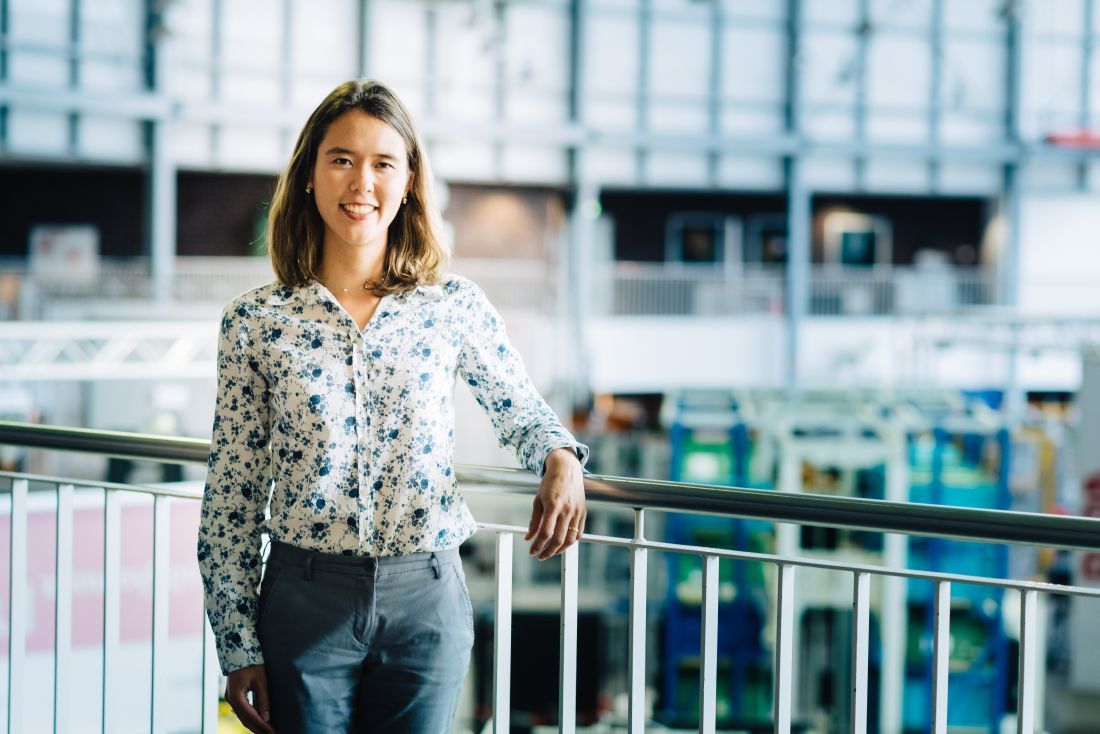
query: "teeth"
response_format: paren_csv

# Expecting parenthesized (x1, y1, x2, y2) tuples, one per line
(342, 204, 375, 215)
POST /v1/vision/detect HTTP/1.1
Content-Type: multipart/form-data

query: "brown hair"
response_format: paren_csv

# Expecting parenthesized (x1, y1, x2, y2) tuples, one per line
(267, 80, 448, 292)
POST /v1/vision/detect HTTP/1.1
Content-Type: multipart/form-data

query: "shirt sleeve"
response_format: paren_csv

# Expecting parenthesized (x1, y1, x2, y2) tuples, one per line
(457, 281, 590, 477)
(197, 303, 272, 674)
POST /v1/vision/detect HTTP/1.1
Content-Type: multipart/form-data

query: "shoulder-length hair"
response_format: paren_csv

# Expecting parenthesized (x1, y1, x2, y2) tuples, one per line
(267, 80, 449, 293)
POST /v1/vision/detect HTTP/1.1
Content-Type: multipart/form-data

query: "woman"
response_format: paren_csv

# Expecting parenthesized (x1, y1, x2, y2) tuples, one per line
(197, 79, 589, 734)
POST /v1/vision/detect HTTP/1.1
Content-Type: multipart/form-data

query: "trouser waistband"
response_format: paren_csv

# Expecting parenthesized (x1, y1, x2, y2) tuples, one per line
(267, 539, 460, 579)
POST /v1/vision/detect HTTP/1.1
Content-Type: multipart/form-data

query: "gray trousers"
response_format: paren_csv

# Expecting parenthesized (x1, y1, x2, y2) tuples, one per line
(257, 540, 474, 733)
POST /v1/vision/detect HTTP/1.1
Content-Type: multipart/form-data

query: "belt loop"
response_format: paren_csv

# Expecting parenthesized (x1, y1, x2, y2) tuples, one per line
(430, 552, 441, 579)
(305, 555, 314, 581)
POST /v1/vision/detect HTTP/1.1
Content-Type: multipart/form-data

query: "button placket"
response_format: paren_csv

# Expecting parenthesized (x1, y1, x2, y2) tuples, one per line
(351, 330, 370, 548)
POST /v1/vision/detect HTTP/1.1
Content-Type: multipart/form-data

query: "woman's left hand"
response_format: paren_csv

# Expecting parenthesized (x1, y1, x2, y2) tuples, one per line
(526, 448, 586, 560)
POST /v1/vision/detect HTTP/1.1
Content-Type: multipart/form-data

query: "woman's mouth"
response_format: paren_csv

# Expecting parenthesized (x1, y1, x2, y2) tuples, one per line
(340, 203, 377, 220)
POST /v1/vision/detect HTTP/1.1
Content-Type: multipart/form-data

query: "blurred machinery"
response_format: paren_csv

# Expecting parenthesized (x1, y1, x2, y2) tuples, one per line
(640, 388, 1063, 734)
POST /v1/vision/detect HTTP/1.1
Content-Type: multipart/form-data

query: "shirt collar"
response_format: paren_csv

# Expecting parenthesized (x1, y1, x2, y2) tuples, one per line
(297, 279, 447, 306)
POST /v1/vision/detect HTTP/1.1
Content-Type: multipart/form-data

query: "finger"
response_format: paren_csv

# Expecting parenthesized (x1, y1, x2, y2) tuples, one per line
(252, 671, 272, 727)
(561, 513, 584, 552)
(229, 686, 275, 734)
(531, 504, 562, 559)
(540, 509, 572, 560)
(525, 496, 543, 542)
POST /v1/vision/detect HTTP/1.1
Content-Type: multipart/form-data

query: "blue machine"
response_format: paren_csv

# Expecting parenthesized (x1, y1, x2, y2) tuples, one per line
(659, 396, 771, 726)
(904, 426, 1012, 732)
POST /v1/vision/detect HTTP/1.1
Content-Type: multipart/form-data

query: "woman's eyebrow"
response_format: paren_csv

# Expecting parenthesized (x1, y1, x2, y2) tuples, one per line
(322, 147, 399, 161)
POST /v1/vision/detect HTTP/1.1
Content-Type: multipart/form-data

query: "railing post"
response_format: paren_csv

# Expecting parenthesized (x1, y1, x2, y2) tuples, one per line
(931, 580, 951, 734)
(1017, 589, 1039, 734)
(150, 495, 170, 733)
(492, 532, 513, 734)
(628, 508, 648, 734)
(774, 563, 796, 734)
(850, 572, 870, 734)
(559, 542, 579, 733)
(8, 479, 27, 734)
(699, 555, 719, 734)
(54, 483, 74, 734)
(201, 618, 220, 734)
(102, 489, 121, 734)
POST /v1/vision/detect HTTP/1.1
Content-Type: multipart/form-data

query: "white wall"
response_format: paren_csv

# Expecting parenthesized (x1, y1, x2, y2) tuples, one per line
(1018, 193, 1100, 316)
(586, 315, 1084, 393)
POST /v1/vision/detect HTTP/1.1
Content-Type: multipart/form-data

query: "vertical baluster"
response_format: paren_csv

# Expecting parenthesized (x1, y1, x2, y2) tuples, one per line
(699, 555, 719, 734)
(628, 509, 648, 734)
(931, 580, 951, 734)
(150, 495, 170, 733)
(1017, 590, 1039, 734)
(492, 532, 513, 734)
(851, 572, 870, 734)
(8, 479, 27, 734)
(102, 489, 121, 733)
(774, 563, 796, 734)
(559, 542, 579, 733)
(54, 483, 74, 734)
(201, 618, 219, 734)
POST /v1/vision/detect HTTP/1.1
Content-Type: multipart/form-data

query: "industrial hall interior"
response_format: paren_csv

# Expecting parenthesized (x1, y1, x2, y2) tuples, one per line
(3, 0, 1100, 733)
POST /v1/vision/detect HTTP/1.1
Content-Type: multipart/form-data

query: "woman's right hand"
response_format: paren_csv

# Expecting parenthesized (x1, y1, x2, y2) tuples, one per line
(225, 664, 275, 733)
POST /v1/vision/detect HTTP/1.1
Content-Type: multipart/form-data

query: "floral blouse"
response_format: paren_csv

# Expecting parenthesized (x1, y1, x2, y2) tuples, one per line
(197, 275, 589, 674)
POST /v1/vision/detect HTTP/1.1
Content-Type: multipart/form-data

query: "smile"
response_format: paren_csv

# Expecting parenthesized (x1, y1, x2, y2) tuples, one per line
(340, 203, 377, 218)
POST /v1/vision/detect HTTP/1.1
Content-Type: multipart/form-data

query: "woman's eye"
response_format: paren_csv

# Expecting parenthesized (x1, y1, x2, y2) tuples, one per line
(376, 161, 393, 169)
(333, 157, 351, 165)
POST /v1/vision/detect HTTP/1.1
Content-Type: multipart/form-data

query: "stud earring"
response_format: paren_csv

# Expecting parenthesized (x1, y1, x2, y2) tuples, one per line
(402, 196, 408, 205)
(305, 185, 313, 194)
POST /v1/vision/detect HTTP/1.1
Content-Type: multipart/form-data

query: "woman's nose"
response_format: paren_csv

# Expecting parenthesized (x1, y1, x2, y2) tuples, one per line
(351, 168, 374, 193)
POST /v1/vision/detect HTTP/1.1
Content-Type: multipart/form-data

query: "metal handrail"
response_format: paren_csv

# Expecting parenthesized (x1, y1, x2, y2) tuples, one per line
(2, 419, 1099, 552)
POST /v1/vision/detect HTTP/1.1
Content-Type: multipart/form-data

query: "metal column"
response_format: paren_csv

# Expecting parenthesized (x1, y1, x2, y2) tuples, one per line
(143, 0, 176, 303)
(784, 0, 809, 389)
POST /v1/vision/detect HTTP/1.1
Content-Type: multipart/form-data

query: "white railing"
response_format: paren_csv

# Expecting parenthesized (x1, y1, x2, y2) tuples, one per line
(593, 262, 997, 317)
(6, 256, 556, 318)
(591, 262, 785, 316)
(7, 257, 997, 320)
(1, 422, 1098, 733)
(449, 257, 555, 312)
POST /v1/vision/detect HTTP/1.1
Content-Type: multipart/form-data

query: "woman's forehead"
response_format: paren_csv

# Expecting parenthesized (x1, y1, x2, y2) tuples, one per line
(318, 109, 408, 159)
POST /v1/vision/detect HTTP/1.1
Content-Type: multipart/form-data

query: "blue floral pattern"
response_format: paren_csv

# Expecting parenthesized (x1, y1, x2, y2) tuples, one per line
(197, 275, 589, 673)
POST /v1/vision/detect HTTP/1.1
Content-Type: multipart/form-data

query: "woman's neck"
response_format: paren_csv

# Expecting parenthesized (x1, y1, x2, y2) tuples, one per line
(316, 241, 386, 293)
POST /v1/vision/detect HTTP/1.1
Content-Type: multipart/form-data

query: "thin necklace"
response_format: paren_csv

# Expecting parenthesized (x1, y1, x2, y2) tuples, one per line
(321, 278, 369, 294)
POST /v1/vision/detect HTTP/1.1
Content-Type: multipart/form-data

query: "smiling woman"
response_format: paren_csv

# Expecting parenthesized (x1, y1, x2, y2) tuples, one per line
(309, 113, 411, 261)
(196, 79, 589, 734)
(266, 80, 448, 298)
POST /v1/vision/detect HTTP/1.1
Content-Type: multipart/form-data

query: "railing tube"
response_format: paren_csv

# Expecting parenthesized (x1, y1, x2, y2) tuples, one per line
(150, 495, 170, 733)
(931, 580, 951, 734)
(774, 563, 796, 734)
(102, 489, 121, 733)
(558, 542, 579, 733)
(850, 572, 870, 734)
(1017, 590, 1039, 734)
(54, 483, 74, 734)
(699, 555, 719, 734)
(492, 532, 513, 734)
(8, 479, 27, 734)
(627, 509, 648, 734)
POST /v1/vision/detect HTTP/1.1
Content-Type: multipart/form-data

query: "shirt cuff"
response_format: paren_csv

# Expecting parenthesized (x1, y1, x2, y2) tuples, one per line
(538, 441, 590, 477)
(216, 628, 265, 676)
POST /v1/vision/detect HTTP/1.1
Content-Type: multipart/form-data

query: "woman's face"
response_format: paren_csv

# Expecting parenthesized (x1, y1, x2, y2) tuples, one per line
(309, 109, 413, 256)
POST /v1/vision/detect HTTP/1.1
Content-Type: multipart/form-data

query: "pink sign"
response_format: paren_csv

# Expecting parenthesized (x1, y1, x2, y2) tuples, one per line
(0, 499, 206, 653)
